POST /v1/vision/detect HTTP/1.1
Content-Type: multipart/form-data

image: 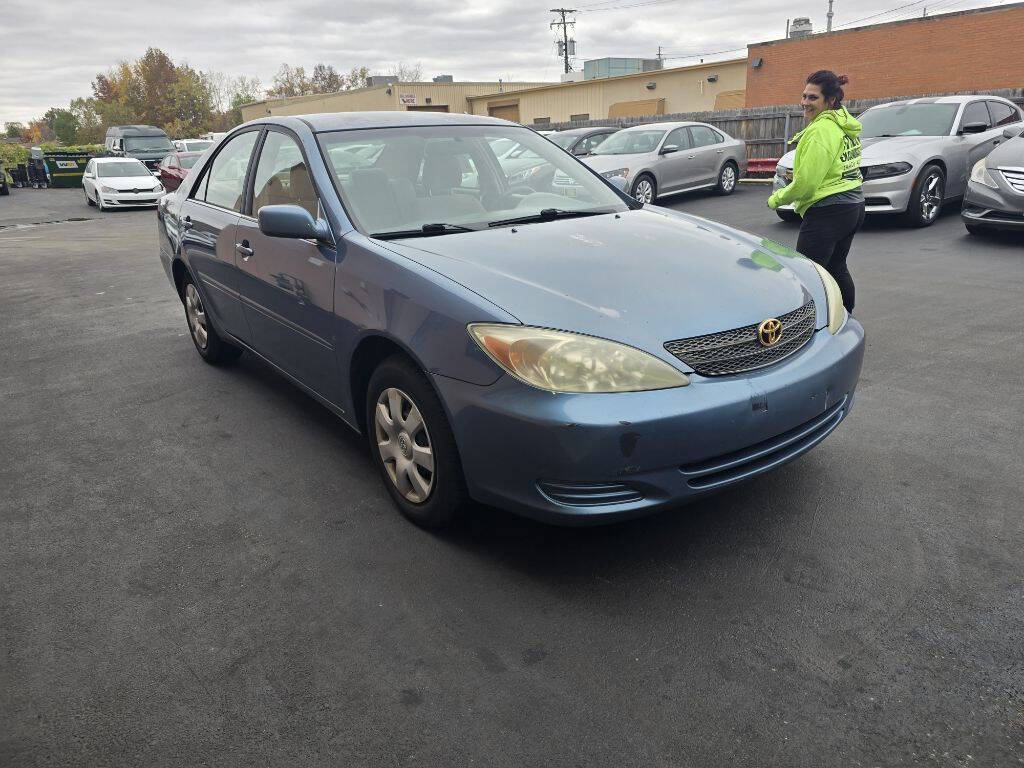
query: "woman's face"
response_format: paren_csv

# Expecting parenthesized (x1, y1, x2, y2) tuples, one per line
(801, 82, 828, 120)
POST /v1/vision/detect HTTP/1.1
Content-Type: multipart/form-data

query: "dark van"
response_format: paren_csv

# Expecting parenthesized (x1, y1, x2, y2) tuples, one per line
(105, 125, 174, 172)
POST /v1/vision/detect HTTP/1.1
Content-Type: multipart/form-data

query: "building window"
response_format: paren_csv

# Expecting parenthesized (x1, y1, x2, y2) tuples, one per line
(533, 117, 551, 125)
(570, 113, 590, 122)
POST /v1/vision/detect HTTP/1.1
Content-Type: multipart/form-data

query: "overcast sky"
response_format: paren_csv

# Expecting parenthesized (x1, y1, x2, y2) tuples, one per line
(0, 0, 1007, 123)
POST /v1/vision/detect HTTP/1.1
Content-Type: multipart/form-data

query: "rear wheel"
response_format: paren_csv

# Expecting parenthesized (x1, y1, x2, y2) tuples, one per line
(714, 162, 738, 195)
(366, 355, 467, 528)
(903, 164, 945, 227)
(182, 277, 242, 364)
(776, 209, 800, 223)
(631, 174, 656, 204)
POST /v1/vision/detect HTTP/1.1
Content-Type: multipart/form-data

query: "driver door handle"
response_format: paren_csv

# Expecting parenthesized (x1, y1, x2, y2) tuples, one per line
(716, 148, 725, 153)
(236, 241, 254, 259)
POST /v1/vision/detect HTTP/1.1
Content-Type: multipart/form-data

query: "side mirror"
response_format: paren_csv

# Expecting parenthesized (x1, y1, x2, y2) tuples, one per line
(960, 122, 988, 135)
(573, 148, 589, 156)
(1003, 126, 1023, 140)
(659, 144, 679, 155)
(258, 204, 332, 243)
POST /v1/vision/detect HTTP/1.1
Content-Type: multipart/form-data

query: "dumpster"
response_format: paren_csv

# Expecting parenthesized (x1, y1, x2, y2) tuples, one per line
(43, 150, 91, 188)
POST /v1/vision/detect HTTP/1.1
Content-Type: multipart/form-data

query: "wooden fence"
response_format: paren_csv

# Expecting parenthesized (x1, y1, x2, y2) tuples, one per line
(545, 88, 1024, 161)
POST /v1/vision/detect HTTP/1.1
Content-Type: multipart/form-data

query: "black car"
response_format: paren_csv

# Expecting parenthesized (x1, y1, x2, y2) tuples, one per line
(547, 126, 619, 157)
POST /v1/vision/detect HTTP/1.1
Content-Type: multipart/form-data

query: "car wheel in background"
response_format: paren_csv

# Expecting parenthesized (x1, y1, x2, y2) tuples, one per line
(84, 189, 95, 206)
(96, 195, 105, 212)
(904, 164, 945, 227)
(776, 209, 801, 223)
(182, 276, 242, 364)
(366, 354, 467, 529)
(714, 162, 738, 195)
(631, 174, 657, 204)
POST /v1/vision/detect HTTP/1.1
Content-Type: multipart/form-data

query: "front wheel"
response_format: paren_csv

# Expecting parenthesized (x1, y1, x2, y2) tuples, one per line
(84, 188, 95, 207)
(714, 162, 738, 195)
(366, 355, 468, 528)
(631, 174, 657, 204)
(903, 164, 945, 227)
(776, 209, 800, 223)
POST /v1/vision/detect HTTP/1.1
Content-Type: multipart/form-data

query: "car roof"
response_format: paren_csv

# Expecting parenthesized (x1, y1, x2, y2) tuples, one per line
(618, 121, 700, 132)
(274, 111, 522, 133)
(553, 126, 618, 137)
(869, 95, 1016, 108)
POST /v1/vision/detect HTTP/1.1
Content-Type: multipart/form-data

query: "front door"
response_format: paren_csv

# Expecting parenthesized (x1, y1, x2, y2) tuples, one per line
(235, 129, 339, 400)
(951, 100, 1000, 197)
(178, 129, 261, 341)
(656, 127, 695, 193)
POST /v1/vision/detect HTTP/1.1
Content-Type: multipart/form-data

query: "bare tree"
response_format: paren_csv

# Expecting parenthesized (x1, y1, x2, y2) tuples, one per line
(387, 61, 423, 82)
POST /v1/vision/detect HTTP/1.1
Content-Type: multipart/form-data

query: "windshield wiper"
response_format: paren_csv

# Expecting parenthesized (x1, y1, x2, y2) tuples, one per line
(370, 222, 477, 240)
(487, 207, 615, 228)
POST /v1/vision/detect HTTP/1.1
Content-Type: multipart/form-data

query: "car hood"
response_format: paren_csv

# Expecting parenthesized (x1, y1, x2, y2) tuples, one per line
(99, 176, 161, 190)
(778, 135, 949, 167)
(380, 207, 822, 368)
(582, 153, 652, 173)
(985, 135, 1024, 167)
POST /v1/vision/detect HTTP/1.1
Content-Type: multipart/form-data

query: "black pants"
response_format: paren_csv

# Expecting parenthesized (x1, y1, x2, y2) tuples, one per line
(797, 201, 865, 312)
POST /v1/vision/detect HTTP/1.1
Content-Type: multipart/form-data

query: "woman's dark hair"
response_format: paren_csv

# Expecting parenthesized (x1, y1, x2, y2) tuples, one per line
(806, 70, 849, 108)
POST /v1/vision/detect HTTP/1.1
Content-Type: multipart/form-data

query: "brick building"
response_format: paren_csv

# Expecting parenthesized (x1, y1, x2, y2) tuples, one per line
(745, 3, 1024, 107)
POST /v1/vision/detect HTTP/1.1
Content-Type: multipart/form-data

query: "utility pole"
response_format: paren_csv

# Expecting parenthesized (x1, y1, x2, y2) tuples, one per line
(550, 8, 577, 74)
(826, 0, 834, 32)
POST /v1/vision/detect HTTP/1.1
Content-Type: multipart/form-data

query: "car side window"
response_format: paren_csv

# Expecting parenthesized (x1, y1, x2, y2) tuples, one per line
(688, 126, 720, 148)
(961, 101, 992, 130)
(665, 128, 691, 150)
(581, 133, 611, 153)
(987, 101, 1021, 127)
(251, 131, 319, 219)
(199, 131, 259, 212)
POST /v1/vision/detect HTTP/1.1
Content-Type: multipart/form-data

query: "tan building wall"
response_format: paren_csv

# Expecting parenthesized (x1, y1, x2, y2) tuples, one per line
(240, 81, 551, 122)
(466, 60, 747, 124)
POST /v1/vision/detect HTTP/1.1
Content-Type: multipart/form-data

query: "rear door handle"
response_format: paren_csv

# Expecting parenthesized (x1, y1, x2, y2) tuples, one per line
(236, 241, 254, 259)
(716, 149, 725, 153)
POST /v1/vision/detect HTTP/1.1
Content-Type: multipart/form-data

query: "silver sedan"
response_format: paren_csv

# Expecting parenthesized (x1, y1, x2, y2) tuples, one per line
(582, 121, 747, 203)
(774, 95, 1023, 227)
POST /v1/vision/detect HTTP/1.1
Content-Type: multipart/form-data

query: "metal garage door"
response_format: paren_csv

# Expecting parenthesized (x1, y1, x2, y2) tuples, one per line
(487, 100, 520, 123)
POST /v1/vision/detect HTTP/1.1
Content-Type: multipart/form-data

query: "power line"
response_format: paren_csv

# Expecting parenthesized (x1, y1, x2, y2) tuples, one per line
(835, 0, 929, 28)
(550, 8, 577, 74)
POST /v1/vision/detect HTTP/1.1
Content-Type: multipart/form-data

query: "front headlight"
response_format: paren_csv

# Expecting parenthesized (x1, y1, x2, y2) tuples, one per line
(100, 185, 117, 193)
(153, 184, 164, 192)
(807, 261, 847, 334)
(861, 162, 913, 180)
(468, 324, 689, 393)
(969, 158, 998, 188)
(601, 168, 630, 180)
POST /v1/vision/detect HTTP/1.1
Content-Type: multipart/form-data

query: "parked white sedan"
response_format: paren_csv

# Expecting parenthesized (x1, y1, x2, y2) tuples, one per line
(83, 157, 165, 211)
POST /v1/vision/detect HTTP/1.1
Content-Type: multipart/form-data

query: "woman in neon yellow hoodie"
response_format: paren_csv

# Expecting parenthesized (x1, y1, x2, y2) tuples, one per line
(768, 71, 864, 312)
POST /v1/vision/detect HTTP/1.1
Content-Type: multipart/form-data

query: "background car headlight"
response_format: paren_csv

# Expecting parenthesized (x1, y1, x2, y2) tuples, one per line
(601, 168, 630, 180)
(468, 324, 689, 393)
(807, 261, 847, 334)
(509, 165, 543, 185)
(969, 158, 998, 188)
(100, 185, 117, 193)
(153, 184, 164, 192)
(861, 162, 913, 180)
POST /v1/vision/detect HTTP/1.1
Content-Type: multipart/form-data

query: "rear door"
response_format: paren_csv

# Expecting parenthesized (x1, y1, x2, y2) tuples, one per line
(234, 129, 339, 399)
(178, 129, 261, 341)
(686, 125, 724, 186)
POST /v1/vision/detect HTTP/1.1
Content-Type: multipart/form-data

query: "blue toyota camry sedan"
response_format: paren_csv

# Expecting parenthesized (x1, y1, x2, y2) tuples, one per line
(157, 112, 864, 527)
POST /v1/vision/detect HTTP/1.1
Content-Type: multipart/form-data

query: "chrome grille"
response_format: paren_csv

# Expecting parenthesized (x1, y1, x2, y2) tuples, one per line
(664, 300, 816, 376)
(999, 167, 1024, 194)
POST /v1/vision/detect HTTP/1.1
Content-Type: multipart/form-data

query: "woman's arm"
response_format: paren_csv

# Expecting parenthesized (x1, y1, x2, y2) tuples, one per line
(767, 134, 833, 210)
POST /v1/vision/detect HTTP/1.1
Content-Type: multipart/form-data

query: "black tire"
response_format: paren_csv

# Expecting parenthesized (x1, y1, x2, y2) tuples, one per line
(181, 274, 242, 364)
(0, 183, 9, 196)
(902, 164, 945, 227)
(366, 354, 468, 529)
(776, 209, 801, 223)
(631, 173, 657, 204)
(85, 189, 95, 206)
(714, 162, 738, 196)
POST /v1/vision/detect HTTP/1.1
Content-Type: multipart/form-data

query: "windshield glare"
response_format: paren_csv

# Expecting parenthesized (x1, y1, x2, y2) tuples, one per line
(590, 129, 665, 155)
(859, 104, 959, 137)
(98, 161, 151, 178)
(125, 136, 173, 152)
(318, 125, 627, 236)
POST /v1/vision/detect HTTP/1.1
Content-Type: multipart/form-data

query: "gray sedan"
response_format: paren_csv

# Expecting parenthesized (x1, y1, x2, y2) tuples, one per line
(582, 121, 747, 203)
(962, 125, 1024, 234)
(774, 95, 1023, 227)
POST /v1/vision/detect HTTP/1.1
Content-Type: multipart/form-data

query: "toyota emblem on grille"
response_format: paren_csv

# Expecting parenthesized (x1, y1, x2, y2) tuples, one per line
(757, 318, 782, 347)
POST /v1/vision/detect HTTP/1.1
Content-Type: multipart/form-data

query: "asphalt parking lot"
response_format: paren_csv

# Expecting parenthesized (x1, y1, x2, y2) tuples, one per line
(2, 185, 1022, 767)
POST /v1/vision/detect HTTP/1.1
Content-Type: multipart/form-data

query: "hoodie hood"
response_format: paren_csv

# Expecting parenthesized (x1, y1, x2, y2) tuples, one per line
(790, 107, 861, 146)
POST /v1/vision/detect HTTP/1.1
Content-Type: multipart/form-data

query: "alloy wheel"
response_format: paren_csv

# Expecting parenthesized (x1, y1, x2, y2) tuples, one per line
(633, 178, 654, 204)
(184, 283, 208, 349)
(721, 165, 736, 192)
(374, 387, 435, 503)
(921, 173, 943, 222)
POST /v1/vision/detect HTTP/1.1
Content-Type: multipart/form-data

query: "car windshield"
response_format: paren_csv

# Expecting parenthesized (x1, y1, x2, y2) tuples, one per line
(97, 161, 150, 178)
(179, 154, 200, 169)
(125, 136, 173, 152)
(185, 141, 212, 152)
(548, 133, 580, 150)
(318, 125, 628, 237)
(859, 103, 960, 137)
(589, 129, 666, 155)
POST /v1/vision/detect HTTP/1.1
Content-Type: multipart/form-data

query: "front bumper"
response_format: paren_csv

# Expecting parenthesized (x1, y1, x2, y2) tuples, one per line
(962, 179, 1024, 231)
(772, 170, 914, 214)
(437, 318, 865, 524)
(100, 191, 163, 207)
